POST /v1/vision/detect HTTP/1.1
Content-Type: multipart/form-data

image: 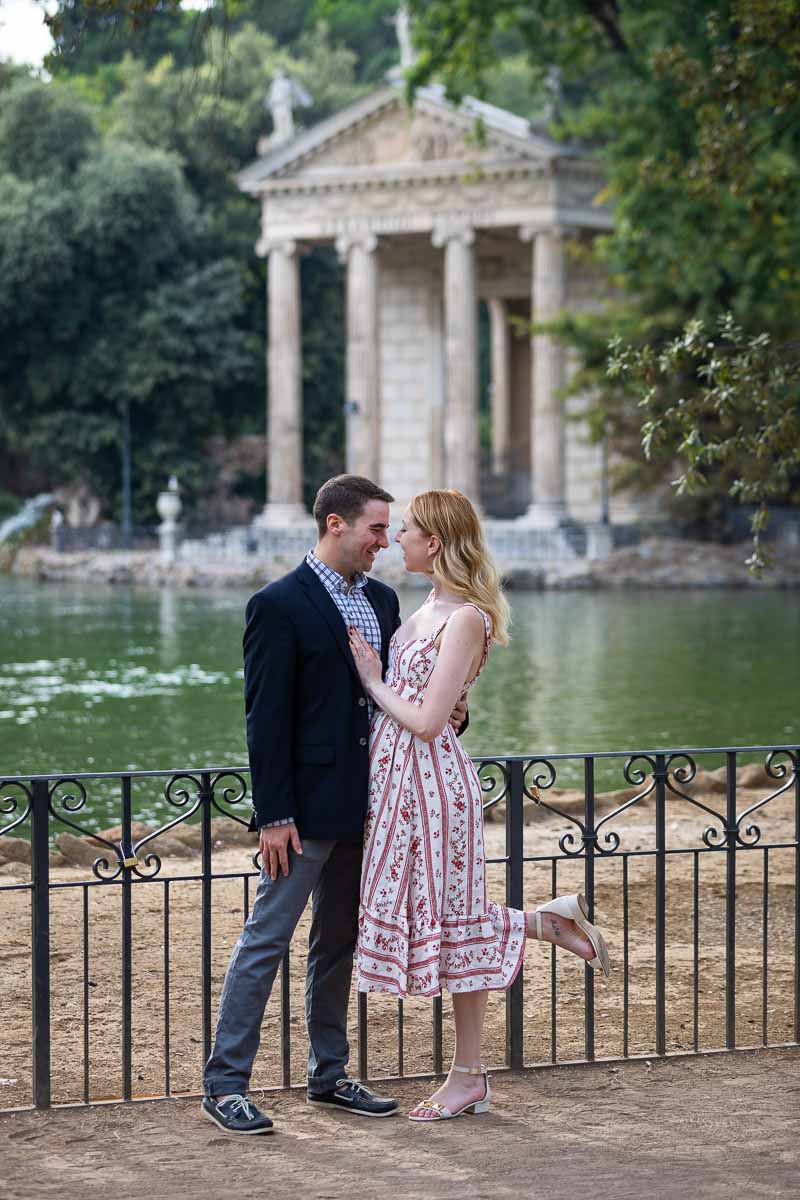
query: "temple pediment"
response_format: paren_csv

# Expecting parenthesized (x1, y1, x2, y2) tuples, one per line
(238, 84, 572, 194)
(294, 103, 517, 174)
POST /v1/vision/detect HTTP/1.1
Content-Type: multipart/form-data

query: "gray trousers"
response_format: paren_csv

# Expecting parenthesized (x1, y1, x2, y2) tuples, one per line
(203, 837, 362, 1098)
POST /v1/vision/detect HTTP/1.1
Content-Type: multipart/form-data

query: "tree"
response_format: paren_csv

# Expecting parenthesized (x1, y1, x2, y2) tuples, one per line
(602, 1, 800, 556)
(609, 316, 800, 572)
(99, 22, 362, 501)
(394, 0, 800, 550)
(3, 16, 366, 517)
(312, 0, 399, 82)
(0, 79, 256, 523)
(44, 0, 206, 77)
(43, 0, 399, 85)
(0, 74, 98, 178)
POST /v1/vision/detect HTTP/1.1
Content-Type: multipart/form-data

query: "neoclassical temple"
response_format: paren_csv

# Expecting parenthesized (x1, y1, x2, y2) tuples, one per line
(238, 76, 618, 530)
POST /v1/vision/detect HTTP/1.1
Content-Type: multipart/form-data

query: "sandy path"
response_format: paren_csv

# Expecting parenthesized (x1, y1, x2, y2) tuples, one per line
(2, 1052, 799, 1200)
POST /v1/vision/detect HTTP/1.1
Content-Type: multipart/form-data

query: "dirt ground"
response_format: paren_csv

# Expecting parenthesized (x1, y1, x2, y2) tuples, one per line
(0, 762, 797, 1112)
(2, 1051, 800, 1200)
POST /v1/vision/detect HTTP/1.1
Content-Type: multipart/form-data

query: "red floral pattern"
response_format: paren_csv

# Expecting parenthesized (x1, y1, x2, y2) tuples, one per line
(356, 604, 526, 998)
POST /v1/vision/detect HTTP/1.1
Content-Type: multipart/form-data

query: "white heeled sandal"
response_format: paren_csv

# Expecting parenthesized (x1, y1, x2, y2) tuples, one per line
(407, 1064, 492, 1122)
(535, 893, 612, 978)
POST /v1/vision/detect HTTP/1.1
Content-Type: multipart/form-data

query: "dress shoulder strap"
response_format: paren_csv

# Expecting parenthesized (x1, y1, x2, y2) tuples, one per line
(465, 602, 493, 645)
(431, 602, 493, 650)
(463, 603, 493, 680)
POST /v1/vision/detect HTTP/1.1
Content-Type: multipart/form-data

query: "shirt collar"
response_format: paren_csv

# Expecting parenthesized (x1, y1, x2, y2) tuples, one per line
(306, 550, 368, 594)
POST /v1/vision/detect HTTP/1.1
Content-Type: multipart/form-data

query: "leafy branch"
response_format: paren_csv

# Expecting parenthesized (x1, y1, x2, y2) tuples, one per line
(609, 315, 800, 573)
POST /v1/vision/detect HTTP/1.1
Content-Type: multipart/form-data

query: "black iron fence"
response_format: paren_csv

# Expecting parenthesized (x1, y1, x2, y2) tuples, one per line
(1, 744, 798, 1112)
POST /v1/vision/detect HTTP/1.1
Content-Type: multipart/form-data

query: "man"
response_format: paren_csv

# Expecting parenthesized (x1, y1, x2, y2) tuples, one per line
(202, 475, 466, 1135)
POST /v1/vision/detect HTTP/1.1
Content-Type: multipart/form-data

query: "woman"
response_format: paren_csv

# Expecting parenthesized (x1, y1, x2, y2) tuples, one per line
(348, 489, 610, 1123)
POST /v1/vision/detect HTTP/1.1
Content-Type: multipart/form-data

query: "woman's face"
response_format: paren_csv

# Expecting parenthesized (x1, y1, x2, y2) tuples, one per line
(395, 507, 437, 574)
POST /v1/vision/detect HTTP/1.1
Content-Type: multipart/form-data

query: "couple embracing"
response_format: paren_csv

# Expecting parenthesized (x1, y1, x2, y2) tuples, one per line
(202, 475, 610, 1134)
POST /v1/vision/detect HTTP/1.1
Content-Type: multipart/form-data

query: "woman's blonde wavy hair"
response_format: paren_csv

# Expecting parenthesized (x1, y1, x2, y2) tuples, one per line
(409, 489, 510, 646)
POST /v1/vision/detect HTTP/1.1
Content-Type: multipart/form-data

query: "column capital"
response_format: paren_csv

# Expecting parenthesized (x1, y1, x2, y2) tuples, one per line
(256, 236, 298, 258)
(335, 232, 379, 262)
(431, 221, 475, 249)
(519, 222, 579, 243)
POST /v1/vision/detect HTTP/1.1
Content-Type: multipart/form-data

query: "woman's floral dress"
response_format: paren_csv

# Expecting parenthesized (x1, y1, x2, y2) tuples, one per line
(356, 603, 526, 997)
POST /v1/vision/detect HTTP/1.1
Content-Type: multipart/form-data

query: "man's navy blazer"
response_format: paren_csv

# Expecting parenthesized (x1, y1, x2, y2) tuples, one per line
(244, 560, 401, 840)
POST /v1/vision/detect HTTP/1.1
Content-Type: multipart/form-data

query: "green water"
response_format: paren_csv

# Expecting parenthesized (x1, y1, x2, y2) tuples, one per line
(0, 578, 797, 829)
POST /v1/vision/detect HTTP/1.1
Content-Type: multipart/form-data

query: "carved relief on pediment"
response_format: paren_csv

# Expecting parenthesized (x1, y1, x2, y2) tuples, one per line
(409, 116, 470, 162)
(293, 103, 521, 174)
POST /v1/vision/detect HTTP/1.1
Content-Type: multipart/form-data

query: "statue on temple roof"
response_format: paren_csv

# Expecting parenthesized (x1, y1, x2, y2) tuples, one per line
(264, 70, 312, 148)
(394, 4, 415, 70)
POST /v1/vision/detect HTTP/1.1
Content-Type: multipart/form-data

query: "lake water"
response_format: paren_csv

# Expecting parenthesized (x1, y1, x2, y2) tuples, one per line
(0, 577, 797, 828)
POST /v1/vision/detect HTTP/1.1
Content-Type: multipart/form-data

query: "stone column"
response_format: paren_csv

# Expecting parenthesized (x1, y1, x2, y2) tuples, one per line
(487, 296, 511, 475)
(336, 233, 380, 480)
(432, 223, 479, 502)
(520, 226, 568, 527)
(260, 238, 306, 525)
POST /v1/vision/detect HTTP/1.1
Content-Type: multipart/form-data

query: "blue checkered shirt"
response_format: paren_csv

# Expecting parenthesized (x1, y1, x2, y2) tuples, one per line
(262, 551, 383, 829)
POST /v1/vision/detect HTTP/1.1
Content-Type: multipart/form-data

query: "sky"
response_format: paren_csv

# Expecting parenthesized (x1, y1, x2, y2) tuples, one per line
(0, 0, 56, 66)
(0, 0, 212, 67)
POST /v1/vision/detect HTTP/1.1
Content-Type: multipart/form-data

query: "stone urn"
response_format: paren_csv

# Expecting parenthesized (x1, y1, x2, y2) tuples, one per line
(156, 476, 183, 564)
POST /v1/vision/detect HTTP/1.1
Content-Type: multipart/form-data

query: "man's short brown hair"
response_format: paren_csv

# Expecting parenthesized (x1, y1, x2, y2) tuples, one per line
(312, 475, 394, 537)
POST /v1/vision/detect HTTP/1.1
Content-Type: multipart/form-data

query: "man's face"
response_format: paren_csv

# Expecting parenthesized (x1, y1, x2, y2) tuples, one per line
(337, 500, 390, 576)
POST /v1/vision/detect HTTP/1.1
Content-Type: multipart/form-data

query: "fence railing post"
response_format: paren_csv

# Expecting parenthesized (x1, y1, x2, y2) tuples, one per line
(281, 950, 292, 1086)
(506, 758, 524, 1070)
(725, 751, 737, 1049)
(654, 754, 667, 1056)
(200, 772, 213, 1064)
(795, 748, 800, 1045)
(121, 774, 133, 1101)
(357, 992, 368, 1080)
(432, 995, 443, 1076)
(583, 756, 595, 1062)
(31, 778, 51, 1109)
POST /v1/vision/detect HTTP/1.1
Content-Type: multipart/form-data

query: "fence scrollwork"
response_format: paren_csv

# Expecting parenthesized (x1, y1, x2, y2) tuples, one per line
(0, 780, 32, 839)
(590, 755, 657, 855)
(128, 772, 205, 879)
(47, 778, 124, 880)
(210, 770, 251, 826)
(731, 749, 799, 848)
(477, 759, 510, 815)
(522, 757, 588, 855)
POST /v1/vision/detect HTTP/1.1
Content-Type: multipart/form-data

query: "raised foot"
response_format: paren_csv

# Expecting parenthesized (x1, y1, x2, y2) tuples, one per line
(528, 894, 612, 976)
(528, 910, 595, 962)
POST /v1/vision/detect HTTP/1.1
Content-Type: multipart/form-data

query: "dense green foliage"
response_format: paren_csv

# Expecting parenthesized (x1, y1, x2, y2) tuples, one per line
(0, 76, 255, 522)
(399, 0, 800, 538)
(1, 16, 365, 519)
(45, 0, 397, 84)
(4, 0, 799, 538)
